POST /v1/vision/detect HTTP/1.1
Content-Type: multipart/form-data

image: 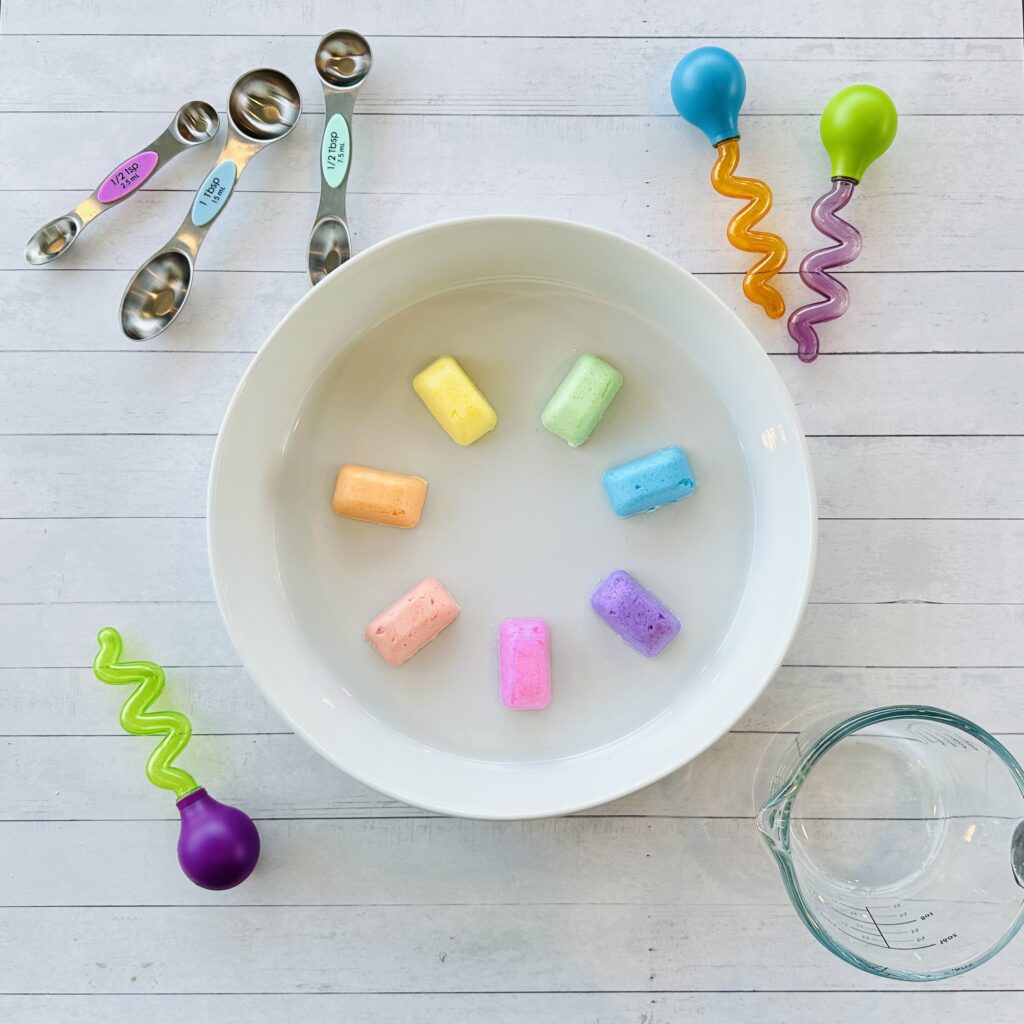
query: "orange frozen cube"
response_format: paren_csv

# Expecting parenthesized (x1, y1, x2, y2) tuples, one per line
(332, 464, 427, 528)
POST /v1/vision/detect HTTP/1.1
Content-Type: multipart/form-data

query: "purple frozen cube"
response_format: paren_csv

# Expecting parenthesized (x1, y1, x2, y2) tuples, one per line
(591, 570, 681, 658)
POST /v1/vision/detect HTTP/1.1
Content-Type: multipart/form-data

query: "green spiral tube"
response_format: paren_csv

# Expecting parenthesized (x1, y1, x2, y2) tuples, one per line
(93, 626, 200, 800)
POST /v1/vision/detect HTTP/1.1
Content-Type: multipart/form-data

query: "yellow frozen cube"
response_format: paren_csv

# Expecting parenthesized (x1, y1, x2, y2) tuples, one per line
(412, 355, 497, 446)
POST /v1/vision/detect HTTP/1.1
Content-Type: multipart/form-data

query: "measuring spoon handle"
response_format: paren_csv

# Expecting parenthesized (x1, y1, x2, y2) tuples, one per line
(317, 90, 356, 222)
(161, 127, 281, 265)
(25, 102, 219, 266)
(93, 126, 193, 208)
(119, 132, 271, 341)
(307, 90, 358, 285)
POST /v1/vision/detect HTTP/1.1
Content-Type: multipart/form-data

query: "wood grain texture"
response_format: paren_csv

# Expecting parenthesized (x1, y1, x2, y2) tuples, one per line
(4, 1, 1022, 37)
(0, 818, 1010, 912)
(1, 0, 1022, 1019)
(2, 37, 1021, 115)
(4, 993, 1024, 1024)
(2, 903, 1022, 994)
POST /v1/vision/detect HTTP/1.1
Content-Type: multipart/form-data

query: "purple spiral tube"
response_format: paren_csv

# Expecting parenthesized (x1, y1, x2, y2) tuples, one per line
(787, 178, 863, 362)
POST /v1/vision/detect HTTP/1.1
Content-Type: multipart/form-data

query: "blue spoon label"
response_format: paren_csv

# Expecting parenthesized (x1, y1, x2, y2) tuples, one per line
(321, 114, 350, 188)
(191, 160, 237, 227)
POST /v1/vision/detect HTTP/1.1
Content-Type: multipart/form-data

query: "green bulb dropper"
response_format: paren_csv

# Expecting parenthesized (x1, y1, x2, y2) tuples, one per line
(820, 84, 898, 182)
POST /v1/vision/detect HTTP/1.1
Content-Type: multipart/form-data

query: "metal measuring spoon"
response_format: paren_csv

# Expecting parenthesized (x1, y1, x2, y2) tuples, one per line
(25, 101, 219, 266)
(306, 30, 373, 285)
(120, 69, 301, 341)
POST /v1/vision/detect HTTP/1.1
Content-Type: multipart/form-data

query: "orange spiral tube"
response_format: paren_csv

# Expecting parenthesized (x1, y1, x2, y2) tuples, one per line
(711, 138, 788, 319)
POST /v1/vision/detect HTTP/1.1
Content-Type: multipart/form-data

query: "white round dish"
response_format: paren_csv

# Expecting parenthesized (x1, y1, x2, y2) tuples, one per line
(208, 216, 816, 819)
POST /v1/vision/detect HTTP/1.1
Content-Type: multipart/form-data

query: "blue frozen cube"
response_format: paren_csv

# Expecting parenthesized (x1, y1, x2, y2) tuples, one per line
(602, 445, 697, 517)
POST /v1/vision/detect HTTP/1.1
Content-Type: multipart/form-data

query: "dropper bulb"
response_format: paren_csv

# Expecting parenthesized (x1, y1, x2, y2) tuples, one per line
(176, 788, 260, 890)
(670, 46, 746, 146)
(820, 84, 898, 182)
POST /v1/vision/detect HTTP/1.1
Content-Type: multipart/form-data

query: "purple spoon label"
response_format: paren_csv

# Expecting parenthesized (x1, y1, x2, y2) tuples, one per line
(96, 150, 160, 204)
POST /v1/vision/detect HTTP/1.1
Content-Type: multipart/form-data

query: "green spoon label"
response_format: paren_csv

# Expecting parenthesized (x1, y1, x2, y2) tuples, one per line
(321, 114, 350, 188)
(191, 160, 237, 227)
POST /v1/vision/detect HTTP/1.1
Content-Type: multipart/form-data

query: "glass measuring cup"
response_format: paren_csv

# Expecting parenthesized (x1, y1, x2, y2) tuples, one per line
(755, 706, 1024, 981)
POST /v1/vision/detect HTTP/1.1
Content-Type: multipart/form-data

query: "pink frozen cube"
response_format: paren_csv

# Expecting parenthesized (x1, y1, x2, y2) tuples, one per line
(498, 618, 551, 709)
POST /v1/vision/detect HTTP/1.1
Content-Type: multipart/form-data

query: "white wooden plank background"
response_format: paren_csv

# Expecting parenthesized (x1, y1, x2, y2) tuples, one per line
(0, 1, 1022, 1020)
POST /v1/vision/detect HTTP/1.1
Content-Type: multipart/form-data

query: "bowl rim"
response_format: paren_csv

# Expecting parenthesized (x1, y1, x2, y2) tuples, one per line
(208, 214, 818, 819)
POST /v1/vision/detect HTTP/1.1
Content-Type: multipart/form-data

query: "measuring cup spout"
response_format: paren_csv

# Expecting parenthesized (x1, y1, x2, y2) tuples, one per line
(755, 798, 787, 854)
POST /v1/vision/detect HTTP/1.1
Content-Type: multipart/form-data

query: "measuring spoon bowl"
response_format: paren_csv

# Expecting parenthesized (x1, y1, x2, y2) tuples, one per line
(25, 215, 81, 265)
(120, 249, 193, 342)
(229, 68, 302, 141)
(25, 100, 219, 267)
(120, 70, 300, 341)
(307, 215, 352, 285)
(315, 30, 373, 90)
(172, 99, 221, 145)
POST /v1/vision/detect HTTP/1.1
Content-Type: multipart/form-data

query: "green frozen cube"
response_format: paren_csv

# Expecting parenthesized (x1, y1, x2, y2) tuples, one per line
(541, 354, 624, 447)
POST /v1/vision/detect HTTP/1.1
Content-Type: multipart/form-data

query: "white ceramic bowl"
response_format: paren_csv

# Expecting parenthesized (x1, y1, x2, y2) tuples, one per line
(208, 216, 816, 819)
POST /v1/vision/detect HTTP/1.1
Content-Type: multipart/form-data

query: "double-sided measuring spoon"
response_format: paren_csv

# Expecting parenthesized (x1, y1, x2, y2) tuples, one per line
(25, 101, 219, 266)
(120, 69, 301, 341)
(307, 30, 373, 285)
